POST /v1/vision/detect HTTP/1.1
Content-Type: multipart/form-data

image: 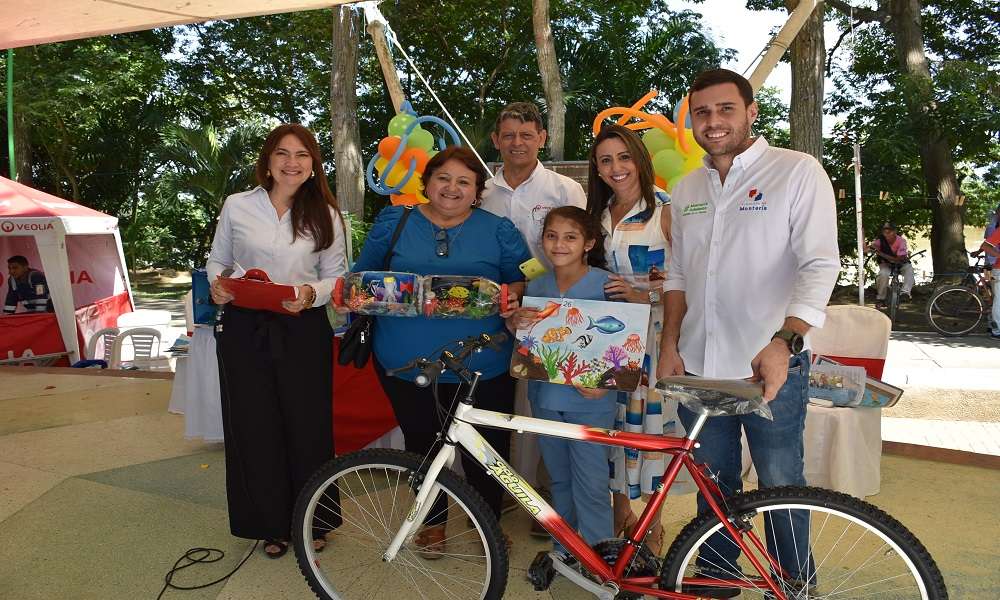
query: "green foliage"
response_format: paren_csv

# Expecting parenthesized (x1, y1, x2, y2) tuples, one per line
(537, 344, 570, 381)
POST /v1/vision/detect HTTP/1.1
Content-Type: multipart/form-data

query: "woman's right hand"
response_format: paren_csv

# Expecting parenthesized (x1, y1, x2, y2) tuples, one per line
(211, 277, 235, 305)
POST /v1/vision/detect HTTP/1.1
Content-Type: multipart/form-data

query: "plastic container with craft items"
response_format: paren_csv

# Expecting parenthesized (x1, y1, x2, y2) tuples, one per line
(332, 271, 509, 319)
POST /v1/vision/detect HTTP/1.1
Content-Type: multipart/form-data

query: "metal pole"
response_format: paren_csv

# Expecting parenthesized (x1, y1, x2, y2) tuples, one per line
(854, 142, 865, 306)
(6, 49, 15, 181)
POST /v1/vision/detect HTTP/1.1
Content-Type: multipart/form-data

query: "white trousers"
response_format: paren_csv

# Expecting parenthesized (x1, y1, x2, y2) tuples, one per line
(876, 263, 914, 299)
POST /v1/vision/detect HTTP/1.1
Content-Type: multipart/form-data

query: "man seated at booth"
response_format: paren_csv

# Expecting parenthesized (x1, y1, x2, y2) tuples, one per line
(4, 255, 53, 314)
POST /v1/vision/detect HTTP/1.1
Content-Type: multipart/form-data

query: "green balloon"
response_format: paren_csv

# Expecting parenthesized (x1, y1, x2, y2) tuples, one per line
(642, 128, 672, 156)
(388, 113, 416, 137)
(668, 173, 685, 191)
(652, 149, 684, 179)
(406, 127, 434, 151)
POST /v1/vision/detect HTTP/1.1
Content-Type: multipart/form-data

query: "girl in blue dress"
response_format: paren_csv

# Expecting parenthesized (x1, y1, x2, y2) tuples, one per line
(507, 206, 616, 556)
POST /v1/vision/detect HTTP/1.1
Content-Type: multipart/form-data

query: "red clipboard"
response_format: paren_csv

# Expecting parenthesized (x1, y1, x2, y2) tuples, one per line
(217, 269, 299, 316)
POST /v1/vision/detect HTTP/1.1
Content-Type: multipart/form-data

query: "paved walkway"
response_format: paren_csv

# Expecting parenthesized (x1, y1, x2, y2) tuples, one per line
(881, 332, 1000, 455)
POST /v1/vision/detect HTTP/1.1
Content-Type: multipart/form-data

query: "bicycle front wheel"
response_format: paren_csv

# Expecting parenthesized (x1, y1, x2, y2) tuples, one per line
(926, 285, 983, 337)
(661, 486, 947, 599)
(292, 448, 508, 600)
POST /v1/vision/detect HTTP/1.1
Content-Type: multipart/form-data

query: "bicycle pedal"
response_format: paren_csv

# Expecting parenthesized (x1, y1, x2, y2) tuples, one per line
(526, 550, 555, 591)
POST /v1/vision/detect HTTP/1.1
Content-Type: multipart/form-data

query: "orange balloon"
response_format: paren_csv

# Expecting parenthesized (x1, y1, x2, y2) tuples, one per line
(655, 176, 667, 190)
(399, 147, 430, 173)
(391, 193, 422, 206)
(378, 136, 402, 160)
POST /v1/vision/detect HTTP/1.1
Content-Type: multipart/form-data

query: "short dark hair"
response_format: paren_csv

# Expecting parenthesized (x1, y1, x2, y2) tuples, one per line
(542, 206, 607, 269)
(421, 146, 489, 201)
(7, 255, 28, 267)
(493, 102, 545, 133)
(688, 68, 754, 107)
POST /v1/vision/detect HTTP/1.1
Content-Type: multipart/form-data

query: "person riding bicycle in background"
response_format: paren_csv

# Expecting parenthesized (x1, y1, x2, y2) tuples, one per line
(979, 212, 1000, 339)
(868, 222, 915, 308)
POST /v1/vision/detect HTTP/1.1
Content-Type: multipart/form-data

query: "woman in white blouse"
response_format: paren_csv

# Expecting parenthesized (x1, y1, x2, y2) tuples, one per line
(207, 124, 348, 559)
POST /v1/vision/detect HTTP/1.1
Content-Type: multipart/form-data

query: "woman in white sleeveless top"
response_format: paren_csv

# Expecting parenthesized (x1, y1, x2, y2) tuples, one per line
(587, 123, 683, 555)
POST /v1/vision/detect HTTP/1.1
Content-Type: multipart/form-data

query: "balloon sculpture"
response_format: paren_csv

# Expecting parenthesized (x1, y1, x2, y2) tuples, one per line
(367, 100, 463, 206)
(591, 90, 706, 192)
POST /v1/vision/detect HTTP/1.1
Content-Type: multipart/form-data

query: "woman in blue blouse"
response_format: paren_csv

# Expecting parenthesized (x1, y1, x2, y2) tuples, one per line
(352, 146, 531, 558)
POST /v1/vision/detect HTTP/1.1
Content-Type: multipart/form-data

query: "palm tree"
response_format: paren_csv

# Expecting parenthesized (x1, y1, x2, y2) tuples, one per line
(155, 123, 266, 262)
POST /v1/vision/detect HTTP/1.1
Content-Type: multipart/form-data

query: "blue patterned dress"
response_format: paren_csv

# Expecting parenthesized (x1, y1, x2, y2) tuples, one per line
(602, 189, 690, 497)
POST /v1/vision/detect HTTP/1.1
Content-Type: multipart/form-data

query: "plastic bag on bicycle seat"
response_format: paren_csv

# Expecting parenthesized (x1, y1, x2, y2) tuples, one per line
(655, 376, 773, 420)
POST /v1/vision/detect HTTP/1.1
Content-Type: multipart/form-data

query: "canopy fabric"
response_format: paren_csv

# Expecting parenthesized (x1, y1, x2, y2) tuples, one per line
(1, 0, 354, 50)
(0, 177, 117, 234)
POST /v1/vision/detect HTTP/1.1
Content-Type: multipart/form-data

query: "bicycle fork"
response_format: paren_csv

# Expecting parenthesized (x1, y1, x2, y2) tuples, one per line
(382, 442, 457, 562)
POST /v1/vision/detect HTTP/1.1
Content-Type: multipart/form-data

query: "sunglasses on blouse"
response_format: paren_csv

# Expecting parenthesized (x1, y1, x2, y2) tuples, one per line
(435, 228, 449, 257)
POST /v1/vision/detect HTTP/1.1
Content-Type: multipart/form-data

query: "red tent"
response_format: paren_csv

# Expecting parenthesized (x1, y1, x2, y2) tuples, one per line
(0, 177, 133, 364)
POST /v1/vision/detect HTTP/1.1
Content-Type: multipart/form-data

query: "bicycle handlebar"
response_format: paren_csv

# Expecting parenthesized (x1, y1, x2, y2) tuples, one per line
(384, 332, 509, 387)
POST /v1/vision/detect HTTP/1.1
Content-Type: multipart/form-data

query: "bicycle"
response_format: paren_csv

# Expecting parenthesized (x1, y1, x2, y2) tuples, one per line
(926, 251, 995, 337)
(871, 249, 926, 325)
(291, 333, 947, 599)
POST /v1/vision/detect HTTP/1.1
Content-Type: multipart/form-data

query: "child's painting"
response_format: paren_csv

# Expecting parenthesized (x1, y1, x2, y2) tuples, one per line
(510, 297, 651, 391)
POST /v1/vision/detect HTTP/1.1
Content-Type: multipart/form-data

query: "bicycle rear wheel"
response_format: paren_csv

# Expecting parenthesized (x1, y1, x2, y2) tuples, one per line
(292, 448, 508, 600)
(889, 281, 900, 324)
(926, 285, 983, 337)
(661, 486, 947, 599)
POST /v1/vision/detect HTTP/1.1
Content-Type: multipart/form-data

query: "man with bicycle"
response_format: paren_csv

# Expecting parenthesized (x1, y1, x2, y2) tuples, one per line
(980, 221, 1000, 339)
(659, 68, 840, 594)
(868, 222, 915, 308)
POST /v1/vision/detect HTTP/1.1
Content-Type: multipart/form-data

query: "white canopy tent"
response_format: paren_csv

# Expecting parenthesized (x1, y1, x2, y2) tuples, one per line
(1, 1, 354, 50)
(0, 176, 132, 363)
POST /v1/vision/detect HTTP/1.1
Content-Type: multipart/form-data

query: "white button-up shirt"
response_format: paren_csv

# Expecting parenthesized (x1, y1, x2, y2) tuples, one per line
(481, 160, 586, 265)
(665, 137, 840, 378)
(207, 186, 348, 306)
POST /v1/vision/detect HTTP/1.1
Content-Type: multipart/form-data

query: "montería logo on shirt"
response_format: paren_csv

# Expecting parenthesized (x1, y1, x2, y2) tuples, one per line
(682, 202, 709, 216)
(738, 187, 767, 212)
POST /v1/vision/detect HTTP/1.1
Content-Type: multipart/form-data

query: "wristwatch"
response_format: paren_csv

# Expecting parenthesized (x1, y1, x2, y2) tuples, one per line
(772, 329, 804, 354)
(648, 289, 661, 304)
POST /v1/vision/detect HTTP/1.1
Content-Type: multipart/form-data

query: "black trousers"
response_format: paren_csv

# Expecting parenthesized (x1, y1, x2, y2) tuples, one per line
(217, 305, 340, 540)
(374, 360, 515, 526)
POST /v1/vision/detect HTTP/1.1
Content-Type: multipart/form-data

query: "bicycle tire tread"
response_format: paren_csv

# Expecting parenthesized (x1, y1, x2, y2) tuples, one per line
(291, 448, 509, 600)
(660, 485, 948, 599)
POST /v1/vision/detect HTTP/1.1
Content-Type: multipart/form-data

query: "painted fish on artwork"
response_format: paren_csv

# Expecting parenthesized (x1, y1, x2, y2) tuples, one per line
(542, 326, 572, 343)
(528, 301, 562, 331)
(586, 315, 626, 334)
(572, 334, 593, 348)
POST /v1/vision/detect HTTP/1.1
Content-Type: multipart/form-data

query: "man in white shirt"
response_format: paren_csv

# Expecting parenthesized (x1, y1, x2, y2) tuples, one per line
(658, 69, 840, 594)
(480, 102, 586, 264)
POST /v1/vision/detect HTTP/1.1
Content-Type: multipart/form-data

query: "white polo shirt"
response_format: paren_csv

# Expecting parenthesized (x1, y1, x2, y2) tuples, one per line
(481, 160, 587, 265)
(665, 137, 840, 379)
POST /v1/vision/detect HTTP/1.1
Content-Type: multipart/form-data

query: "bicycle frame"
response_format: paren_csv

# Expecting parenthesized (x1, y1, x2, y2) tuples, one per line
(382, 399, 790, 599)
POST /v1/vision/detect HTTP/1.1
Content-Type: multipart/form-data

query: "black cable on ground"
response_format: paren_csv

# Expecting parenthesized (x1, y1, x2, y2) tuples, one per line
(155, 541, 258, 600)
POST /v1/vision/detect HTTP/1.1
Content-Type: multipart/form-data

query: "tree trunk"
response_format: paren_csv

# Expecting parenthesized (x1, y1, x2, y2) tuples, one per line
(532, 0, 565, 160)
(330, 7, 365, 220)
(13, 111, 32, 185)
(886, 0, 965, 275)
(785, 0, 825, 160)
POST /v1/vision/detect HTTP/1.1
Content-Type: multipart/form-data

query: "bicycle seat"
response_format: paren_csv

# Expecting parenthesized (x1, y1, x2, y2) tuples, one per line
(655, 376, 773, 420)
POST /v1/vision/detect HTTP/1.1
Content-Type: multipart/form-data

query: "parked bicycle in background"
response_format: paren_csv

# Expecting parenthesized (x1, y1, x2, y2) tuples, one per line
(926, 251, 995, 337)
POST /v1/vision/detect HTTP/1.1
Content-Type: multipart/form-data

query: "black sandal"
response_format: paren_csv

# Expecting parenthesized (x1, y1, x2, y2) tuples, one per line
(263, 539, 288, 559)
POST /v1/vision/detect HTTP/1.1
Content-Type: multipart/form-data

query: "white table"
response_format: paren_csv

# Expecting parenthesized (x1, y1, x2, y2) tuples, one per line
(168, 327, 224, 442)
(743, 404, 881, 498)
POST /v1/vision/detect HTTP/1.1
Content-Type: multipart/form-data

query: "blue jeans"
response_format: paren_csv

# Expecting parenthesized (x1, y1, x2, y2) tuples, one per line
(678, 352, 815, 583)
(532, 402, 617, 551)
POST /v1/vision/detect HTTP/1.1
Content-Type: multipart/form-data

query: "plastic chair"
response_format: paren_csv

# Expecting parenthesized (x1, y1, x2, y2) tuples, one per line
(109, 327, 163, 370)
(86, 327, 120, 361)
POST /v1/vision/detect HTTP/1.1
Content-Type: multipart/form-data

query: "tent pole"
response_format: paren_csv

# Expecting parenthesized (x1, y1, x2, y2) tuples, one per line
(6, 49, 15, 181)
(854, 142, 865, 306)
(747, 0, 818, 92)
(361, 3, 404, 114)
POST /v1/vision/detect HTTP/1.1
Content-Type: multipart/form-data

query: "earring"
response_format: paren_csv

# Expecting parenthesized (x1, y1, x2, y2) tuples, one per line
(311, 170, 316, 178)
(266, 169, 272, 178)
